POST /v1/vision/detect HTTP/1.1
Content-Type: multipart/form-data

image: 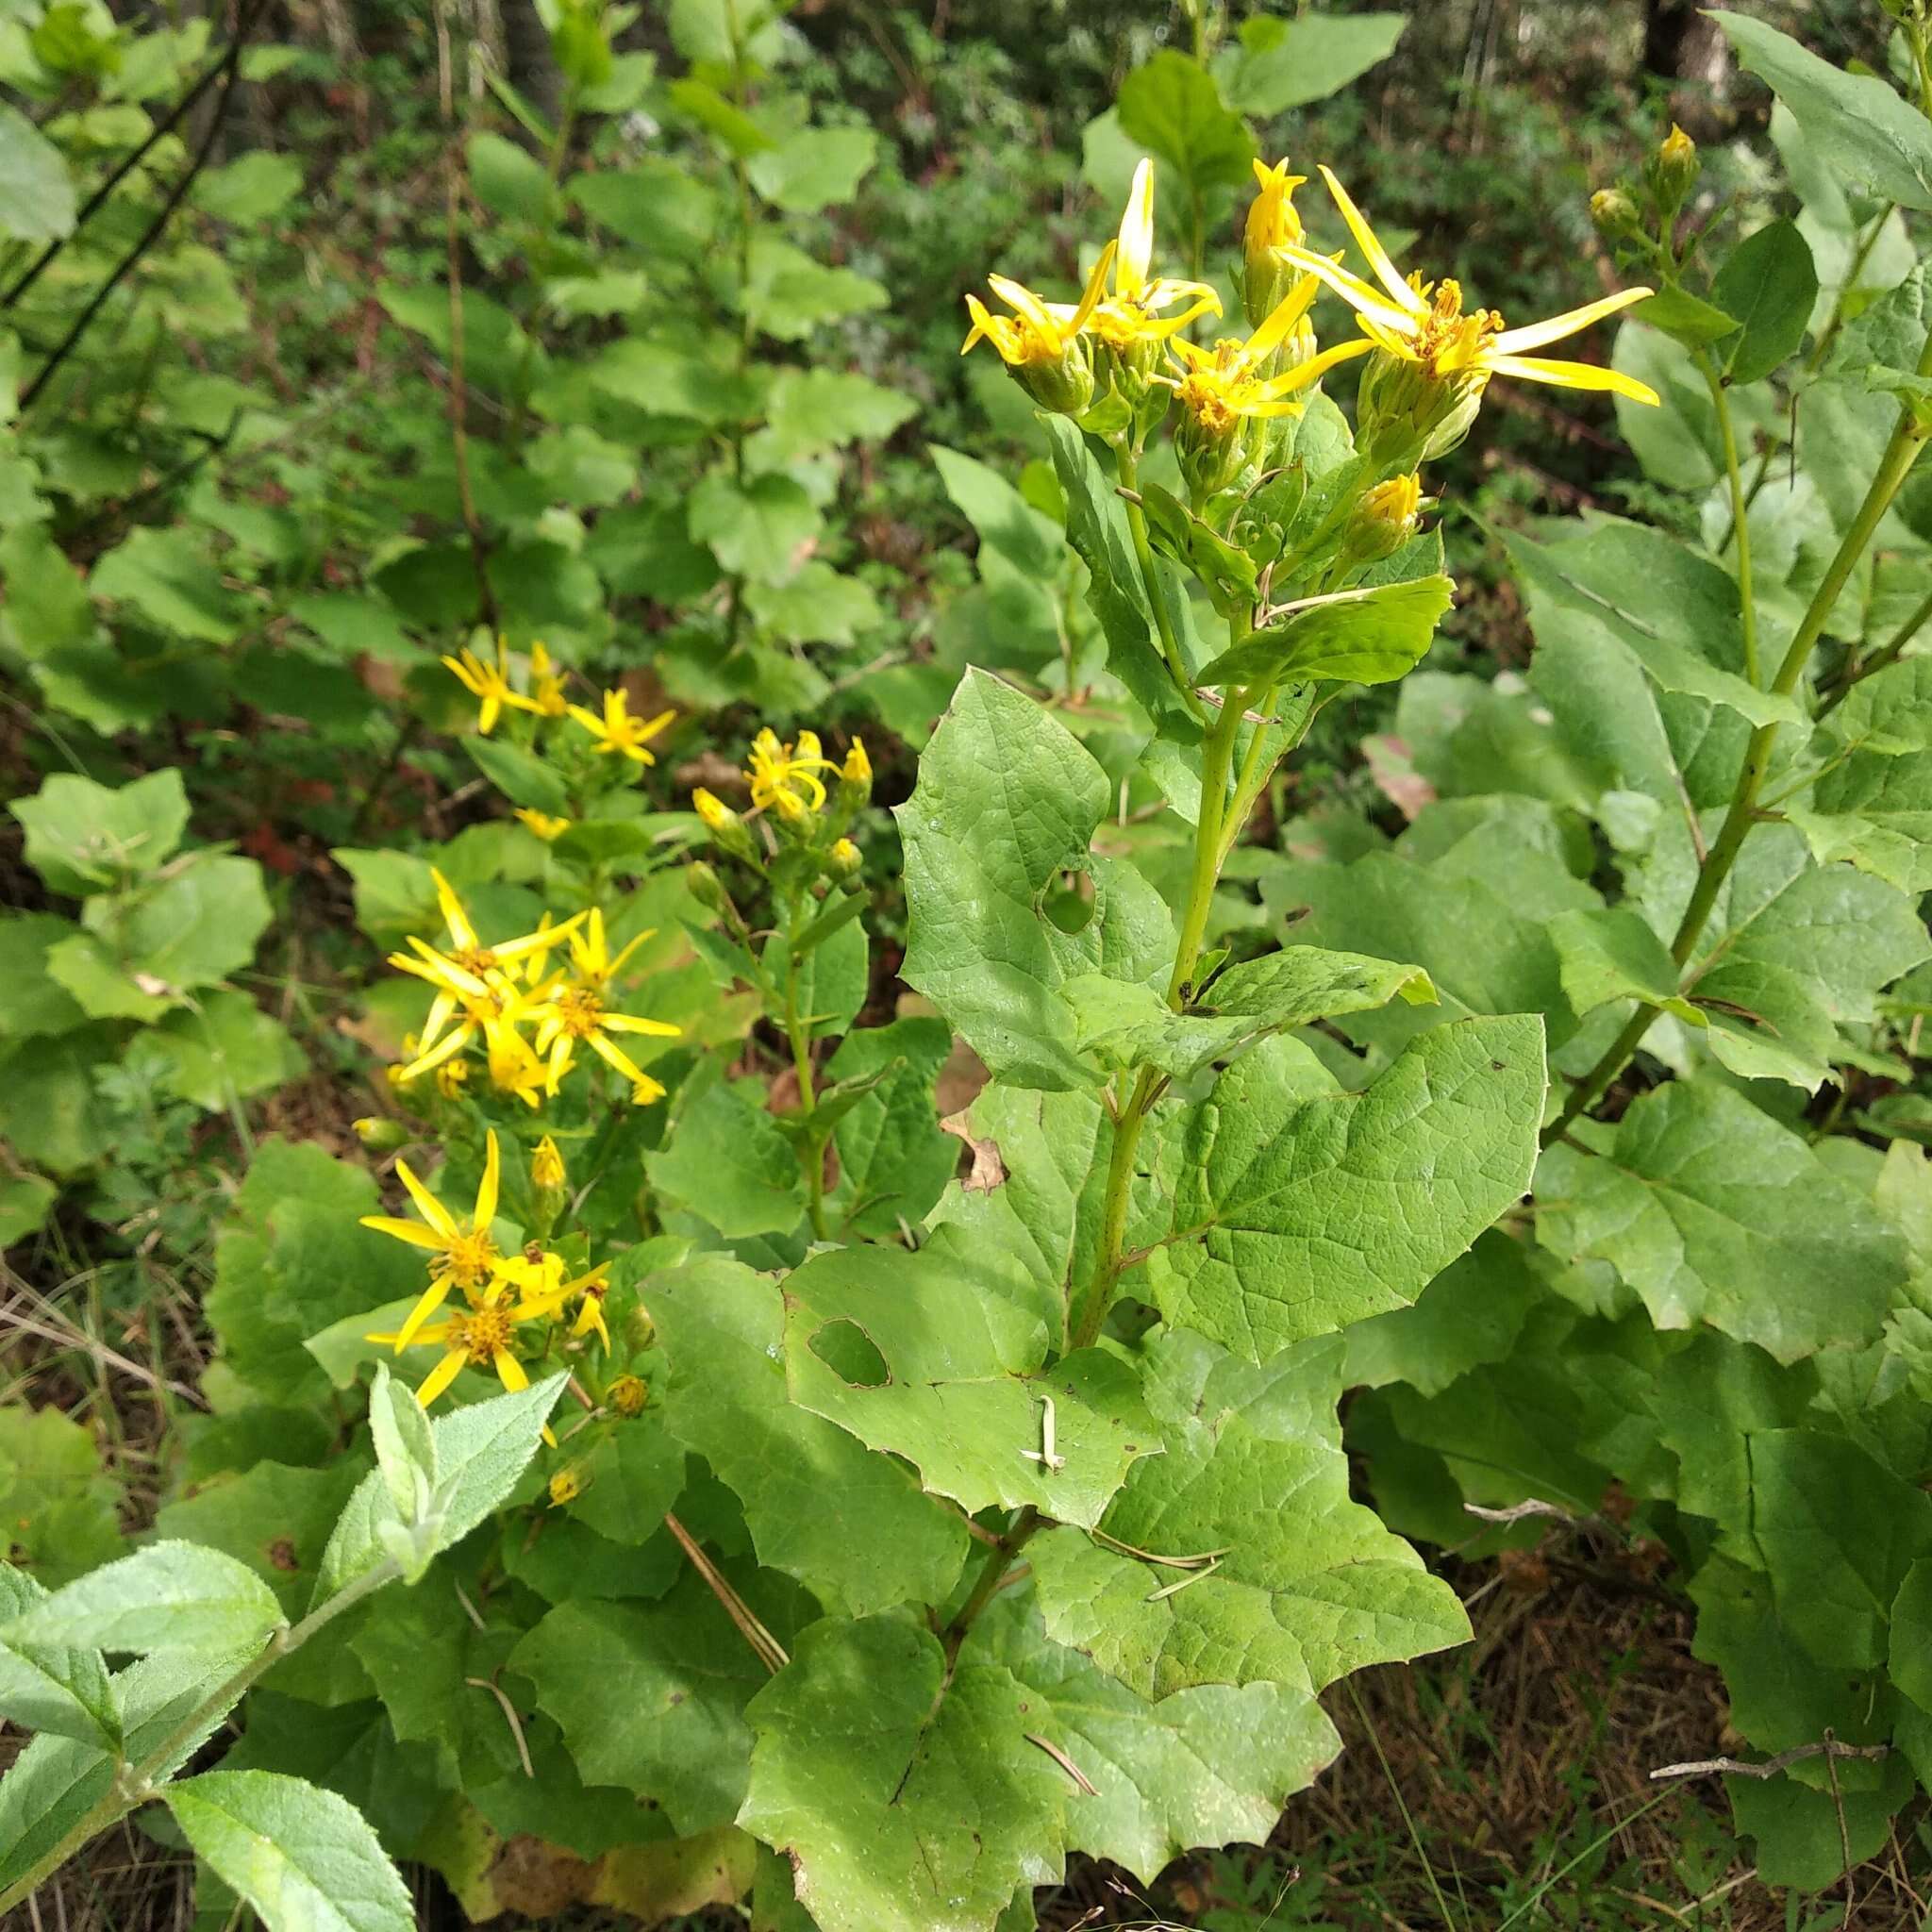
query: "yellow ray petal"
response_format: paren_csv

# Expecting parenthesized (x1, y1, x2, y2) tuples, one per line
(1116, 158, 1156, 298)
(1245, 276, 1322, 361)
(588, 1031, 650, 1088)
(431, 868, 477, 952)
(491, 1348, 529, 1393)
(359, 1215, 445, 1251)
(1491, 286, 1655, 357)
(988, 273, 1059, 343)
(1251, 335, 1376, 400)
(1487, 354, 1660, 405)
(1317, 165, 1424, 317)
(365, 1321, 452, 1347)
(473, 1129, 501, 1230)
(393, 1275, 457, 1354)
(599, 1011, 683, 1037)
(417, 1346, 468, 1406)
(1281, 245, 1418, 338)
(1071, 240, 1116, 336)
(394, 1158, 459, 1239)
(399, 1022, 474, 1084)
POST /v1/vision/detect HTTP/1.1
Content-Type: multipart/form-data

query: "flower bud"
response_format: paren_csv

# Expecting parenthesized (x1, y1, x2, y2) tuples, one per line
(608, 1373, 648, 1417)
(840, 738, 872, 807)
(435, 1057, 471, 1101)
(691, 789, 758, 862)
(531, 1134, 566, 1191)
(685, 858, 731, 914)
(1590, 188, 1642, 245)
(1357, 348, 1487, 468)
(1242, 158, 1308, 331)
(1339, 473, 1425, 571)
(828, 837, 861, 879)
(1012, 335, 1096, 417)
(354, 1115, 408, 1151)
(548, 1468, 585, 1507)
(1646, 125, 1699, 215)
(515, 808, 570, 842)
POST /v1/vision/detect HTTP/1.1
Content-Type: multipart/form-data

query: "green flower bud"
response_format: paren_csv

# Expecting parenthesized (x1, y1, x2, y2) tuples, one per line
(1590, 188, 1642, 244)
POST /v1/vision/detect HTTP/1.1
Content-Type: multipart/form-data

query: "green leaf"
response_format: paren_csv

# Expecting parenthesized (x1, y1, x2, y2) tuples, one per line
(1147, 1019, 1547, 1362)
(743, 236, 887, 340)
(783, 1227, 1157, 1528)
(895, 668, 1174, 1091)
(0, 914, 87, 1041)
(1537, 1081, 1907, 1363)
(667, 76, 775, 156)
(1115, 52, 1254, 201)
(0, 1404, 123, 1585)
(1198, 576, 1454, 689)
(194, 150, 303, 224)
(1217, 11, 1407, 115)
(81, 852, 273, 994)
(649, 1258, 970, 1617)
(824, 1016, 961, 1236)
(314, 1374, 568, 1604)
(1635, 285, 1741, 350)
(752, 369, 914, 463)
(1710, 219, 1818, 383)
(462, 735, 570, 815)
(745, 562, 882, 647)
(741, 1614, 1068, 1932)
(467, 129, 553, 223)
(1713, 11, 1932, 214)
(92, 526, 242, 642)
(12, 767, 189, 895)
(932, 442, 1064, 580)
(0, 103, 75, 242)
(1890, 1558, 1932, 1715)
(167, 1769, 413, 1932)
(647, 1081, 806, 1239)
(1343, 1229, 1542, 1398)
(140, 991, 304, 1111)
(1546, 907, 1704, 1026)
(1061, 946, 1436, 1081)
(5, 1541, 284, 1656)
(368, 1363, 438, 1529)
(1030, 1331, 1469, 1698)
(0, 1561, 118, 1747)
(747, 126, 876, 212)
(689, 471, 821, 586)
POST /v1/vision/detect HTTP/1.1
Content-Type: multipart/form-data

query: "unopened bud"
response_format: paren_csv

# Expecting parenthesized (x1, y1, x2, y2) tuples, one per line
(828, 837, 861, 879)
(530, 1134, 566, 1191)
(1242, 158, 1308, 330)
(1590, 188, 1642, 244)
(686, 859, 730, 915)
(548, 1468, 585, 1507)
(1646, 125, 1699, 215)
(1340, 473, 1425, 571)
(354, 1115, 408, 1151)
(691, 790, 757, 862)
(608, 1373, 648, 1417)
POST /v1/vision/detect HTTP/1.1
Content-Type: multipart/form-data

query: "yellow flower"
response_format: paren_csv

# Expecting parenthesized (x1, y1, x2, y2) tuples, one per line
(499, 1250, 612, 1350)
(747, 726, 835, 820)
(388, 942, 545, 1084)
(435, 1056, 471, 1100)
(1165, 281, 1373, 439)
(692, 787, 733, 833)
(1084, 158, 1222, 353)
(442, 638, 538, 736)
(358, 1130, 505, 1352)
(486, 1024, 548, 1109)
(568, 688, 674, 765)
(366, 1277, 556, 1410)
(1285, 165, 1658, 406)
(1246, 158, 1307, 257)
(608, 1373, 648, 1417)
(829, 837, 860, 875)
(841, 739, 870, 787)
(526, 641, 569, 717)
(516, 808, 571, 841)
(962, 253, 1109, 371)
(531, 1135, 567, 1191)
(428, 869, 567, 982)
(529, 908, 681, 1098)
(548, 1468, 584, 1507)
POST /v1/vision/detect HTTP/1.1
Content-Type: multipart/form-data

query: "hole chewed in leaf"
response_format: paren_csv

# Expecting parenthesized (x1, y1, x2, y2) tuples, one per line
(808, 1318, 891, 1388)
(1041, 866, 1096, 935)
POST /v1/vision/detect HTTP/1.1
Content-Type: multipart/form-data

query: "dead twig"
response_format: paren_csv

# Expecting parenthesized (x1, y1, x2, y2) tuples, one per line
(1649, 1738, 1891, 1783)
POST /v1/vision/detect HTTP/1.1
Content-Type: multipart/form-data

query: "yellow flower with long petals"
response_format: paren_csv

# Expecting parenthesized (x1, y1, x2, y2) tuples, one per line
(429, 869, 566, 981)
(442, 638, 537, 736)
(1084, 159, 1222, 355)
(529, 908, 681, 1098)
(359, 1130, 505, 1352)
(747, 727, 834, 821)
(366, 1276, 556, 1409)
(1165, 282, 1374, 439)
(1285, 166, 1658, 408)
(501, 1249, 612, 1350)
(389, 928, 561, 1084)
(568, 688, 674, 765)
(487, 1024, 548, 1109)
(526, 641, 570, 717)
(531, 1135, 567, 1191)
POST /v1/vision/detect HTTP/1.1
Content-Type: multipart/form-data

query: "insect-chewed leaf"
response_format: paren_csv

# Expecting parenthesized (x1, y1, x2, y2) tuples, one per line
(782, 1226, 1158, 1527)
(1145, 1018, 1546, 1361)
(1196, 575, 1453, 690)
(1029, 1332, 1469, 1700)
(895, 667, 1174, 1092)
(741, 1614, 1068, 1932)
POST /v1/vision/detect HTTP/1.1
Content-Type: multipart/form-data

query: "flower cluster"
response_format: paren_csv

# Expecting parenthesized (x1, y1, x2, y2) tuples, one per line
(965, 155, 1657, 479)
(691, 725, 870, 876)
(359, 1128, 609, 1413)
(390, 869, 679, 1108)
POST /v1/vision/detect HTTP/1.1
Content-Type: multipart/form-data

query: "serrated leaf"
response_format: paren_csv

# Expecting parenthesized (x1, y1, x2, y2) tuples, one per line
(747, 125, 875, 211)
(1115, 52, 1254, 199)
(92, 526, 242, 642)
(1030, 1332, 1468, 1698)
(0, 1561, 118, 1747)
(168, 1769, 414, 1932)
(650, 1257, 970, 1615)
(314, 1374, 567, 1604)
(741, 1614, 1068, 1932)
(1713, 11, 1932, 214)
(1061, 946, 1436, 1081)
(5, 1541, 284, 1656)
(752, 368, 914, 464)
(1198, 575, 1455, 690)
(896, 668, 1174, 1091)
(783, 1227, 1158, 1527)
(1146, 1019, 1546, 1362)
(823, 1016, 960, 1237)
(81, 852, 273, 993)
(1217, 11, 1407, 115)
(1536, 1081, 1907, 1363)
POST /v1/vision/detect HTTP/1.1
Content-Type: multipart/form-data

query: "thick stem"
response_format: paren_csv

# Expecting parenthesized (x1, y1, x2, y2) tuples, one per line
(0, 1560, 402, 1917)
(1696, 347, 1759, 686)
(1542, 391, 1931, 1147)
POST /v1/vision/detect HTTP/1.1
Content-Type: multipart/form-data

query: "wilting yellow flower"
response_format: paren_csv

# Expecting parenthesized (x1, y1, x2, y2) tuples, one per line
(568, 688, 675, 765)
(499, 1250, 612, 1350)
(516, 808, 571, 841)
(1083, 158, 1222, 354)
(530, 908, 681, 1099)
(358, 1130, 505, 1352)
(366, 1277, 556, 1410)
(442, 638, 537, 736)
(531, 1135, 567, 1191)
(963, 255, 1108, 371)
(1285, 166, 1657, 407)
(526, 641, 570, 717)
(747, 727, 835, 820)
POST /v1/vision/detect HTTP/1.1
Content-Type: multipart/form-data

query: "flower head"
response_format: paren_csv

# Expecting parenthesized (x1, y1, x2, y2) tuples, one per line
(1243, 158, 1312, 326)
(747, 727, 835, 821)
(365, 1275, 557, 1411)
(442, 638, 537, 736)
(516, 808, 571, 841)
(526, 641, 569, 717)
(608, 1373, 648, 1417)
(1281, 166, 1657, 457)
(1083, 159, 1222, 358)
(529, 908, 681, 1099)
(568, 688, 675, 765)
(531, 1135, 567, 1191)
(549, 1468, 584, 1507)
(358, 1129, 505, 1352)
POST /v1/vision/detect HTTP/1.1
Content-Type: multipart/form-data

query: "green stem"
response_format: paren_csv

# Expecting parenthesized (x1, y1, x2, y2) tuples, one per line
(1817, 581, 1932, 718)
(1695, 346, 1759, 685)
(1117, 446, 1206, 720)
(0, 1561, 402, 1918)
(1542, 388, 1931, 1148)
(782, 943, 829, 1241)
